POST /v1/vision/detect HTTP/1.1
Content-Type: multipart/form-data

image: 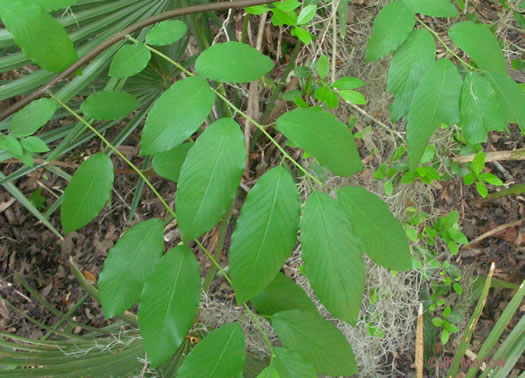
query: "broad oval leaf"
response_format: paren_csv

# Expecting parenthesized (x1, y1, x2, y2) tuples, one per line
(138, 245, 200, 367)
(61, 153, 114, 233)
(98, 219, 164, 319)
(0, 1, 78, 72)
(448, 21, 506, 75)
(459, 73, 506, 143)
(146, 20, 187, 46)
(109, 44, 151, 78)
(230, 166, 300, 304)
(402, 0, 458, 17)
(270, 347, 317, 378)
(8, 98, 56, 137)
(140, 77, 215, 155)
(196, 41, 274, 83)
(276, 108, 363, 177)
(406, 59, 462, 170)
(20, 136, 49, 153)
(337, 186, 412, 270)
(80, 91, 139, 121)
(251, 273, 317, 317)
(271, 310, 358, 376)
(486, 72, 525, 134)
(300, 191, 365, 325)
(365, 0, 415, 62)
(387, 29, 435, 122)
(176, 118, 245, 242)
(178, 323, 245, 377)
(151, 142, 192, 183)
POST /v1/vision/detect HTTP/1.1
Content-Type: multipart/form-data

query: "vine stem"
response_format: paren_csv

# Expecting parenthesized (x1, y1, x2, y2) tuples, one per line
(51, 91, 274, 353)
(127, 36, 325, 188)
(0, 0, 277, 122)
(415, 17, 476, 71)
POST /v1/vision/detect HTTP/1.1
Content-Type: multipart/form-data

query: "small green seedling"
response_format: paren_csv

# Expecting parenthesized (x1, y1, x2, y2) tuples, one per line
(461, 151, 504, 198)
(432, 306, 459, 345)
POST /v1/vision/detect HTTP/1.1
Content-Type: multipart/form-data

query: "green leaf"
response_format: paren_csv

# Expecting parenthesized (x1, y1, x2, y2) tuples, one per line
(338, 90, 367, 105)
(0, 0, 78, 72)
(176, 118, 245, 242)
(441, 328, 450, 344)
(4, 136, 23, 157)
(476, 180, 488, 198)
(230, 167, 300, 304)
(479, 172, 504, 186)
(146, 20, 187, 46)
(293, 27, 312, 45)
(272, 8, 297, 26)
(448, 21, 506, 75)
(80, 91, 139, 121)
(472, 151, 485, 176)
(432, 317, 444, 327)
(138, 245, 201, 367)
(459, 73, 506, 143)
(245, 5, 270, 15)
(61, 153, 114, 233)
(109, 44, 151, 78)
(178, 323, 245, 378)
(384, 180, 393, 195)
(196, 42, 274, 83)
(250, 273, 317, 317)
(486, 72, 525, 134)
(402, 0, 458, 17)
(140, 77, 215, 155)
(98, 219, 164, 319)
(331, 77, 365, 90)
(8, 98, 56, 137)
(20, 136, 49, 153)
(297, 5, 317, 25)
(316, 55, 329, 79)
(32, 0, 78, 12)
(337, 186, 412, 270)
(406, 59, 462, 170)
(365, 0, 415, 62)
(387, 29, 435, 122)
(151, 143, 192, 183)
(270, 347, 317, 378)
(300, 191, 365, 325)
(271, 310, 358, 376)
(258, 367, 280, 378)
(276, 108, 363, 177)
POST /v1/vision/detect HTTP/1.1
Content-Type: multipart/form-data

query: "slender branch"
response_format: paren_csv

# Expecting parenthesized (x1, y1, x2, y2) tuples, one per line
(0, 0, 277, 121)
(453, 149, 525, 164)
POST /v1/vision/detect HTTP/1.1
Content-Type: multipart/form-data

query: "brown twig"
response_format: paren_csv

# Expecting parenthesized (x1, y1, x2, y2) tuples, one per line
(463, 219, 524, 249)
(0, 0, 277, 122)
(415, 303, 424, 378)
(453, 149, 525, 164)
(1, 158, 160, 177)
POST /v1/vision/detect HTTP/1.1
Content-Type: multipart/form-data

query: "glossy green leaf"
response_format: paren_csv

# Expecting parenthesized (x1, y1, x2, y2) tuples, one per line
(109, 44, 151, 78)
(176, 118, 245, 242)
(472, 151, 485, 176)
(300, 191, 365, 325)
(20, 136, 49, 153)
(146, 20, 187, 46)
(230, 167, 300, 304)
(337, 186, 412, 270)
(294, 27, 312, 44)
(316, 55, 329, 79)
(8, 98, 56, 137)
(448, 21, 506, 75)
(196, 41, 274, 83)
(486, 72, 525, 134)
(459, 73, 506, 143)
(140, 77, 215, 155)
(338, 90, 366, 105)
(151, 143, 192, 183)
(406, 59, 462, 170)
(271, 310, 358, 376)
(276, 108, 363, 177)
(270, 347, 317, 378)
(330, 77, 365, 90)
(178, 323, 245, 377)
(245, 5, 270, 15)
(138, 245, 200, 367)
(297, 5, 317, 25)
(387, 29, 435, 122)
(61, 153, 114, 233)
(365, 0, 415, 62)
(98, 219, 164, 319)
(4, 135, 23, 157)
(80, 91, 139, 121)
(402, 0, 458, 17)
(0, 0, 78, 72)
(251, 273, 317, 316)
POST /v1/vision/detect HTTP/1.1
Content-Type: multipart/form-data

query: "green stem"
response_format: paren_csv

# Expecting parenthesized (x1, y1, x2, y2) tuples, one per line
(415, 17, 476, 71)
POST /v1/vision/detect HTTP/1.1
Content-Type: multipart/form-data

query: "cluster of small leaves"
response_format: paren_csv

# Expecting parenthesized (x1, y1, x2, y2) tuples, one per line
(366, 0, 525, 171)
(451, 151, 504, 198)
